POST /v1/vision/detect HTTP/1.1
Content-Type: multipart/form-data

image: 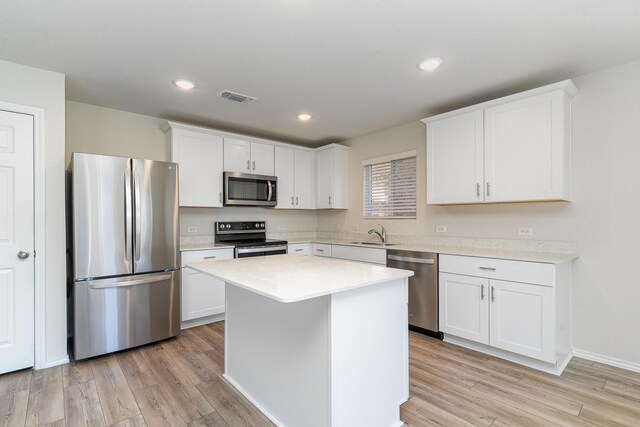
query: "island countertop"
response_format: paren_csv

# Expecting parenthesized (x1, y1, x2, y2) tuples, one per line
(187, 254, 414, 303)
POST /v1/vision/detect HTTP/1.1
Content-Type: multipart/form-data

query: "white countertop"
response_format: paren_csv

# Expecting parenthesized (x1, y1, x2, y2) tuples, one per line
(288, 239, 577, 264)
(180, 242, 234, 251)
(187, 254, 413, 303)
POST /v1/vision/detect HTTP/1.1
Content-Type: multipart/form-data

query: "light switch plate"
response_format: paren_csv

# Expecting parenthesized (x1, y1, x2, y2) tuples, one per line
(352, 224, 359, 231)
(436, 225, 447, 233)
(187, 226, 198, 233)
(517, 227, 534, 237)
(277, 224, 285, 231)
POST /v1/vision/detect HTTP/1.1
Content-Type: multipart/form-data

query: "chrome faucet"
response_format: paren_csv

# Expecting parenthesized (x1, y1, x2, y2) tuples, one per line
(368, 224, 387, 243)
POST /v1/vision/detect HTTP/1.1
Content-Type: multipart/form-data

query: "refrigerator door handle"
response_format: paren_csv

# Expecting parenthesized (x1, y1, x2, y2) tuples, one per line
(124, 169, 132, 262)
(133, 168, 142, 262)
(88, 273, 173, 289)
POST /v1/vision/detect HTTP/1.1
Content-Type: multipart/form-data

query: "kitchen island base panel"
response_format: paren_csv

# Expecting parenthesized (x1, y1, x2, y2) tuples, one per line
(224, 278, 409, 427)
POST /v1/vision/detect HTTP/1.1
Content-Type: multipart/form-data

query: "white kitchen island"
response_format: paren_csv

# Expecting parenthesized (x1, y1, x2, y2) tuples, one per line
(187, 254, 413, 427)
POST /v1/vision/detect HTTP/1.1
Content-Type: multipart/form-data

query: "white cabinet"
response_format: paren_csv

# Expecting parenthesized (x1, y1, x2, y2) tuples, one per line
(439, 254, 571, 373)
(426, 110, 484, 204)
(423, 80, 576, 205)
(166, 124, 224, 207)
(224, 138, 275, 175)
(275, 147, 315, 209)
(439, 273, 489, 345)
(180, 248, 234, 326)
(330, 245, 386, 265)
(316, 144, 349, 209)
(312, 243, 332, 257)
(288, 243, 311, 256)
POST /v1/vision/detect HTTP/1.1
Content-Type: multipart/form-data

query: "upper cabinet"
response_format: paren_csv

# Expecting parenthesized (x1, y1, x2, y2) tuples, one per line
(316, 144, 349, 209)
(224, 138, 275, 175)
(165, 123, 224, 207)
(423, 80, 577, 205)
(274, 146, 315, 209)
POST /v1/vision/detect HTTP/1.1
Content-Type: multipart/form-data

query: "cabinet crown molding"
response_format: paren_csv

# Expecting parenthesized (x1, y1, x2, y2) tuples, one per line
(422, 79, 577, 124)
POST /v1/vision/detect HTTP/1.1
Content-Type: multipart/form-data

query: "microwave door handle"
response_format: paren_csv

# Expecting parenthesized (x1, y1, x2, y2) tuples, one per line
(267, 180, 272, 201)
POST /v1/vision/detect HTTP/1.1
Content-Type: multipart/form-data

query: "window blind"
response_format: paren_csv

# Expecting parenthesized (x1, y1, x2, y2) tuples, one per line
(363, 152, 416, 218)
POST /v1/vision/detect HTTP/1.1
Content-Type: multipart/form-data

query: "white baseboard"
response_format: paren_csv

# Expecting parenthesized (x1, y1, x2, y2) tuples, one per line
(38, 356, 70, 370)
(181, 313, 225, 330)
(224, 374, 285, 427)
(572, 348, 640, 373)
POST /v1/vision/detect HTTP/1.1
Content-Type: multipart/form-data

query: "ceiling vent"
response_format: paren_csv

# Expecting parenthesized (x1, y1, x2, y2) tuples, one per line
(217, 90, 257, 105)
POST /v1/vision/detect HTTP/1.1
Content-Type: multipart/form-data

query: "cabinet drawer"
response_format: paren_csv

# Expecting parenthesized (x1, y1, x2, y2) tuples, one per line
(181, 248, 234, 267)
(439, 254, 555, 287)
(312, 243, 332, 257)
(331, 245, 386, 265)
(288, 243, 311, 256)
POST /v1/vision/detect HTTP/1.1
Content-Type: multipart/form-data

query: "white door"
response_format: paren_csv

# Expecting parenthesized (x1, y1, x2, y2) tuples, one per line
(426, 110, 484, 204)
(294, 149, 314, 209)
(439, 273, 489, 344)
(250, 141, 275, 175)
(484, 90, 565, 202)
(172, 130, 223, 207)
(0, 110, 34, 374)
(224, 138, 251, 173)
(274, 146, 295, 209)
(315, 148, 333, 208)
(489, 279, 555, 362)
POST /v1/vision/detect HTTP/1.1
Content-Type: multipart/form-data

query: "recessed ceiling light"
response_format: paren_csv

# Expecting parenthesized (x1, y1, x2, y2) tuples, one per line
(297, 113, 312, 121)
(173, 79, 197, 90)
(418, 57, 443, 72)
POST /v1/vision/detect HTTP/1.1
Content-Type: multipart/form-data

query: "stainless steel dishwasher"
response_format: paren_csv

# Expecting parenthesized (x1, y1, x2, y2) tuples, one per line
(387, 250, 442, 339)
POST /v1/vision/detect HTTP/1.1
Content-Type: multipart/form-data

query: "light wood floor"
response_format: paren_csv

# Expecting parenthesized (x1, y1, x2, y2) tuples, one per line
(1, 324, 639, 426)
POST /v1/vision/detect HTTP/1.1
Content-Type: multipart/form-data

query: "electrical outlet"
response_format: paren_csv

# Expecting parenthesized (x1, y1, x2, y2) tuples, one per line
(277, 224, 285, 231)
(517, 227, 534, 237)
(351, 224, 360, 231)
(337, 224, 342, 231)
(187, 226, 198, 233)
(436, 225, 447, 233)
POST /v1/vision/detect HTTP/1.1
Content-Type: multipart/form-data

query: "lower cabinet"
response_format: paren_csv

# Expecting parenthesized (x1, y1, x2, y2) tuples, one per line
(439, 254, 570, 371)
(312, 243, 332, 257)
(181, 248, 234, 326)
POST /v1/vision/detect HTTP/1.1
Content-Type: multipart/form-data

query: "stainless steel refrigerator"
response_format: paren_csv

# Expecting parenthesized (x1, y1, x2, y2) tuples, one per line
(68, 153, 180, 360)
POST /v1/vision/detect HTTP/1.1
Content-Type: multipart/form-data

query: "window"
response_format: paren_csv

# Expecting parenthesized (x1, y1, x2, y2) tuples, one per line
(363, 150, 417, 218)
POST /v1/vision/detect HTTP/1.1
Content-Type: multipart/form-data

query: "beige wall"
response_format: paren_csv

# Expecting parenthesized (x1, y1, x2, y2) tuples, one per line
(318, 59, 640, 366)
(66, 102, 319, 236)
(66, 101, 167, 163)
(0, 60, 66, 365)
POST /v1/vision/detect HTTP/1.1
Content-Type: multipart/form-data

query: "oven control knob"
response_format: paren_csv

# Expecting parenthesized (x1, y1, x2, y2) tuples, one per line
(260, 223, 265, 228)
(255, 223, 260, 228)
(218, 224, 223, 230)
(226, 224, 231, 229)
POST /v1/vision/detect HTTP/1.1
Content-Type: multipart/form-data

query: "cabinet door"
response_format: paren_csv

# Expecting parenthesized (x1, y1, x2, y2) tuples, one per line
(484, 90, 567, 202)
(439, 273, 489, 344)
(294, 149, 315, 209)
(331, 147, 349, 209)
(250, 141, 275, 175)
(224, 138, 251, 173)
(275, 146, 295, 209)
(316, 148, 333, 208)
(181, 249, 234, 322)
(489, 279, 555, 362)
(171, 130, 223, 207)
(426, 110, 484, 204)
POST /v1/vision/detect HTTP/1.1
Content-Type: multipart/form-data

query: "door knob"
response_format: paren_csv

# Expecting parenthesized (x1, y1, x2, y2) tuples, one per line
(17, 251, 30, 260)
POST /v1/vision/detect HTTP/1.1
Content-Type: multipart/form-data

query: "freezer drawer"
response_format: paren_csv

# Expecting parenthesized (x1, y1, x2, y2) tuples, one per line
(73, 271, 180, 360)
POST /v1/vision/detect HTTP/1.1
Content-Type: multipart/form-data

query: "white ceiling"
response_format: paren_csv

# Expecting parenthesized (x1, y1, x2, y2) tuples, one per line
(1, 1, 640, 146)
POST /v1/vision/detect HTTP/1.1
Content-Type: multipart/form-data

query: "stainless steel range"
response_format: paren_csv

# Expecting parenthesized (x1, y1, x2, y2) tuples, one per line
(215, 221, 287, 257)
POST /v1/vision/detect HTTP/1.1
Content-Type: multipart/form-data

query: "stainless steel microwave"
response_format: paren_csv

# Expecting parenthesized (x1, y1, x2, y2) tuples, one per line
(223, 172, 277, 207)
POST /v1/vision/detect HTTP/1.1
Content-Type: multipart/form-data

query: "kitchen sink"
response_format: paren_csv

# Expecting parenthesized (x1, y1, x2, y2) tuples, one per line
(349, 241, 398, 247)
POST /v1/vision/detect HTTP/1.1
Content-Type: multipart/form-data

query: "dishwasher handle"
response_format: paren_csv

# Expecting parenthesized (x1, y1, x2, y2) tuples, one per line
(387, 254, 435, 265)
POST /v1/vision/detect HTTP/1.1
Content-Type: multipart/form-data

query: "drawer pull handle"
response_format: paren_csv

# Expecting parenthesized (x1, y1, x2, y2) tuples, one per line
(479, 266, 496, 271)
(316, 249, 325, 252)
(203, 256, 217, 260)
(295, 249, 303, 252)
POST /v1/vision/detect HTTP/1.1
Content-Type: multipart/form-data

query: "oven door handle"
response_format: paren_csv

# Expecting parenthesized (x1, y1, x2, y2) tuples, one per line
(236, 245, 288, 255)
